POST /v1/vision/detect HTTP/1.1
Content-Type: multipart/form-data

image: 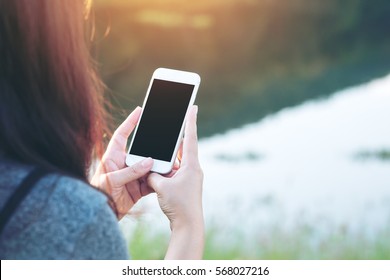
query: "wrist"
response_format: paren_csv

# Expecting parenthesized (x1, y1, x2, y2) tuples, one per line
(170, 213, 204, 233)
(166, 216, 205, 260)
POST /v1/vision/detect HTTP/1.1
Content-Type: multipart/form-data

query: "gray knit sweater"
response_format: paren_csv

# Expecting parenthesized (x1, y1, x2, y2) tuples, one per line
(0, 159, 129, 259)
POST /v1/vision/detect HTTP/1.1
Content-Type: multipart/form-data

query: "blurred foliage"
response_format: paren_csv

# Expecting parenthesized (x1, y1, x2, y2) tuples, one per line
(92, 0, 390, 137)
(128, 222, 168, 260)
(354, 149, 390, 161)
(126, 221, 390, 260)
(214, 151, 263, 162)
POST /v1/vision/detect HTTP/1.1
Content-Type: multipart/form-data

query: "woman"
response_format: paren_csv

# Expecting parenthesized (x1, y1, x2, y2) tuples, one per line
(0, 0, 204, 259)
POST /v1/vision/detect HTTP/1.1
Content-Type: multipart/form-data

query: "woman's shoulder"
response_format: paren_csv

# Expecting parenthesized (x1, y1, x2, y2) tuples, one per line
(0, 159, 108, 214)
(0, 159, 128, 259)
(51, 172, 109, 215)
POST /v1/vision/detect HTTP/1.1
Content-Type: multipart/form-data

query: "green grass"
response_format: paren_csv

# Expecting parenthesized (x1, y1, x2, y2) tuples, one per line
(354, 149, 390, 162)
(125, 221, 390, 260)
(127, 223, 169, 260)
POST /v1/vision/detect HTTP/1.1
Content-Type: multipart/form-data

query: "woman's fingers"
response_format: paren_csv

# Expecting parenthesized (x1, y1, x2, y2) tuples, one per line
(106, 157, 153, 187)
(106, 107, 142, 153)
(177, 141, 183, 163)
(114, 106, 142, 139)
(139, 183, 155, 197)
(147, 172, 165, 193)
(181, 105, 199, 167)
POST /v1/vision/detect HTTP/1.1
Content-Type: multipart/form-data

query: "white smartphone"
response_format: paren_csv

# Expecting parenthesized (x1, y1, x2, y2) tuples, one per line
(126, 68, 201, 174)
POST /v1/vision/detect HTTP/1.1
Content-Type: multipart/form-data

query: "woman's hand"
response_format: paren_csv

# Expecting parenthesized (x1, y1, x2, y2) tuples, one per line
(148, 106, 204, 259)
(91, 107, 154, 219)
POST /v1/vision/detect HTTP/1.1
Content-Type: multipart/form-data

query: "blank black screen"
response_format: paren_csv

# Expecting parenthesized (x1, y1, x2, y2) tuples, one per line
(130, 79, 194, 161)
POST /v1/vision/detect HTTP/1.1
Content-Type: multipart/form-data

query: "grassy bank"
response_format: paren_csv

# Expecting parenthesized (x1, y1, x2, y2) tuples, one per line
(125, 221, 390, 260)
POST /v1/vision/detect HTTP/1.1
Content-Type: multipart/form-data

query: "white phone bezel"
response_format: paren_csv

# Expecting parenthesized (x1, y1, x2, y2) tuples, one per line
(125, 68, 200, 174)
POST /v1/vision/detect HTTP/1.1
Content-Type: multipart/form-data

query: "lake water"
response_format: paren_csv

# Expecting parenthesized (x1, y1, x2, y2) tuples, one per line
(122, 74, 390, 240)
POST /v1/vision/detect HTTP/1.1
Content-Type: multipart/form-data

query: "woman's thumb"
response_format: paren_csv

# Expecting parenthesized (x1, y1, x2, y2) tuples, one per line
(147, 172, 165, 193)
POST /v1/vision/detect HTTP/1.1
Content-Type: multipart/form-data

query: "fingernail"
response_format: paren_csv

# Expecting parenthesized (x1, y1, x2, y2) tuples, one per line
(193, 105, 198, 115)
(141, 157, 153, 168)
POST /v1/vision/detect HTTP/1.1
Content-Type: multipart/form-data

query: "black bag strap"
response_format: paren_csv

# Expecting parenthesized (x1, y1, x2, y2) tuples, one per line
(0, 167, 50, 235)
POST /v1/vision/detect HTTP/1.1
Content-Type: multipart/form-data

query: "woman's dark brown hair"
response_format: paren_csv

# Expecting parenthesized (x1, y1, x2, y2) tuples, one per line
(0, 0, 107, 179)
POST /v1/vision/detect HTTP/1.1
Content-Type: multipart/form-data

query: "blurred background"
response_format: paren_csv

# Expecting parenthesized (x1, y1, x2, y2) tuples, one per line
(93, 0, 390, 259)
